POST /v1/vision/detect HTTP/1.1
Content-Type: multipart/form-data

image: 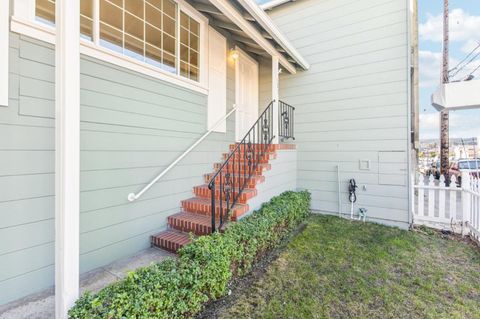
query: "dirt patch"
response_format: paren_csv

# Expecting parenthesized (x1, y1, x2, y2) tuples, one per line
(197, 223, 307, 319)
(412, 224, 480, 247)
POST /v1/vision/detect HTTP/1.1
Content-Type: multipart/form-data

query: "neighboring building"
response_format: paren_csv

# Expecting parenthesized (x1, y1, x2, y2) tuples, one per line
(419, 138, 479, 164)
(0, 0, 417, 312)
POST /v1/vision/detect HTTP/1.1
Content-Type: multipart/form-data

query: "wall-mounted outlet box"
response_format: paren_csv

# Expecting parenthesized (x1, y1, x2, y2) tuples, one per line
(359, 159, 370, 170)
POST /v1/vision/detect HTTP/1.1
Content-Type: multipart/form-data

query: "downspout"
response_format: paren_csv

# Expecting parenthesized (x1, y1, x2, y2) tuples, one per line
(407, 0, 418, 228)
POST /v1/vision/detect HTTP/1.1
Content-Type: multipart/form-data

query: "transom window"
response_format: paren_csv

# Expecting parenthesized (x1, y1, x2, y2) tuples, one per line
(35, 0, 202, 81)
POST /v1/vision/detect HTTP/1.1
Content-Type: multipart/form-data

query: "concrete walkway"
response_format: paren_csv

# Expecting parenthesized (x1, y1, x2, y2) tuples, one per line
(0, 248, 174, 319)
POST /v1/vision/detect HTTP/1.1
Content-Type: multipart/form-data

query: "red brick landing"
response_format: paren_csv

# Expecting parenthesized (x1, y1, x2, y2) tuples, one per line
(151, 143, 296, 253)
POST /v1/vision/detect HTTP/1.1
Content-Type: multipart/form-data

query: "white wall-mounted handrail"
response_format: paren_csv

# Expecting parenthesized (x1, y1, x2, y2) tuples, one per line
(127, 106, 237, 202)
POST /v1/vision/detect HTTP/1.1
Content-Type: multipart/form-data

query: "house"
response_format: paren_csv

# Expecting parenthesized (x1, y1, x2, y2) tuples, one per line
(0, 0, 418, 316)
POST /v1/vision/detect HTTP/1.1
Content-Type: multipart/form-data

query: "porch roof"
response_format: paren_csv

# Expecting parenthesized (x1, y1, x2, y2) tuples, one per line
(186, 0, 309, 74)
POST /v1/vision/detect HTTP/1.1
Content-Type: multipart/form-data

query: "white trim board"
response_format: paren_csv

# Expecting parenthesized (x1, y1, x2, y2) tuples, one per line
(0, 0, 9, 106)
(235, 46, 259, 141)
(207, 26, 227, 133)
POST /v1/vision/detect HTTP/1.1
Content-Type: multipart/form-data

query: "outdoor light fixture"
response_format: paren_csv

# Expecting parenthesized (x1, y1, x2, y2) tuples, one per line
(230, 48, 239, 60)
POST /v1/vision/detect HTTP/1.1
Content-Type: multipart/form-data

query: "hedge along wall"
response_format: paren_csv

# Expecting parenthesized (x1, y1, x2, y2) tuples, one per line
(69, 191, 311, 319)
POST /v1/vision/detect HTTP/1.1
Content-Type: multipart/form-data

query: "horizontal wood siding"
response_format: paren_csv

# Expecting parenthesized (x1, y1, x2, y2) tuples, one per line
(246, 150, 297, 213)
(268, 0, 410, 227)
(0, 33, 237, 305)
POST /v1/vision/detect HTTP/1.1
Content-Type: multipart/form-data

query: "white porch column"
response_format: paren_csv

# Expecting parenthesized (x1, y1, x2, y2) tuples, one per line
(55, 0, 80, 318)
(272, 56, 280, 144)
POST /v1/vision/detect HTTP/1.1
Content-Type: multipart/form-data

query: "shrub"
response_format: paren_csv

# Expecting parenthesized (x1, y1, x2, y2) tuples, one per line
(69, 191, 311, 319)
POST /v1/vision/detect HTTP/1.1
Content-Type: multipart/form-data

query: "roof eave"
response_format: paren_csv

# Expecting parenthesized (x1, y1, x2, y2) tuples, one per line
(237, 0, 310, 71)
(208, 0, 298, 74)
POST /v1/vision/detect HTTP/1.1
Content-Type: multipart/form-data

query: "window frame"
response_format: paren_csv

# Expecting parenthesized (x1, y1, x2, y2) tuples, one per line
(11, 0, 209, 94)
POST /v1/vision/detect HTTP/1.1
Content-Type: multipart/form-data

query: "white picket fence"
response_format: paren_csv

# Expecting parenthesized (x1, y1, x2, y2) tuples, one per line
(413, 171, 480, 243)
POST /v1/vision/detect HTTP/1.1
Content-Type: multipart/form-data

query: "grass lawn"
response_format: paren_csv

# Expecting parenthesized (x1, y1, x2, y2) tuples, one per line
(211, 215, 480, 319)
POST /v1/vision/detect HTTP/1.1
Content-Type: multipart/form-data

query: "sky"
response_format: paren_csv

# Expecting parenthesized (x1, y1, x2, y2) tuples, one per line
(418, 0, 480, 140)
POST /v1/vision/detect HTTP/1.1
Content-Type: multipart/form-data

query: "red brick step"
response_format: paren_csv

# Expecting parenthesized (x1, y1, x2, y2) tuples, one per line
(168, 211, 214, 235)
(193, 184, 257, 204)
(204, 173, 265, 188)
(213, 162, 271, 174)
(229, 144, 296, 152)
(181, 197, 249, 220)
(221, 152, 277, 163)
(151, 230, 191, 253)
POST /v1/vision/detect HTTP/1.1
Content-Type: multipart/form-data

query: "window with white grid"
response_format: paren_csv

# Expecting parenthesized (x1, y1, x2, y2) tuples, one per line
(34, 0, 204, 81)
(180, 11, 199, 81)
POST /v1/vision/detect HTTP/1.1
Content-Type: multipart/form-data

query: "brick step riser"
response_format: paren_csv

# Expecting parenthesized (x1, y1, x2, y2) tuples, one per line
(220, 157, 272, 164)
(193, 187, 256, 204)
(151, 236, 189, 253)
(167, 217, 212, 236)
(213, 164, 269, 174)
(223, 154, 276, 164)
(204, 178, 262, 189)
(181, 203, 247, 219)
(229, 145, 296, 152)
(229, 146, 276, 152)
(205, 175, 265, 188)
(222, 151, 276, 157)
(205, 173, 265, 180)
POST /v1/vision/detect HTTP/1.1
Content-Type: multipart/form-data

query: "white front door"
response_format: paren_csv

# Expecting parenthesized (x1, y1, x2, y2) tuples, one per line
(235, 48, 259, 141)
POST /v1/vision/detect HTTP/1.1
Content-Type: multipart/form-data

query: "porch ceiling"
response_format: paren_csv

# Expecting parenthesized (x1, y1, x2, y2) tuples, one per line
(185, 0, 309, 73)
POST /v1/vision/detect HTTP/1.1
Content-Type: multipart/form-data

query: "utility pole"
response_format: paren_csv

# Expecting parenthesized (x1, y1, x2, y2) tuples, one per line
(440, 0, 450, 177)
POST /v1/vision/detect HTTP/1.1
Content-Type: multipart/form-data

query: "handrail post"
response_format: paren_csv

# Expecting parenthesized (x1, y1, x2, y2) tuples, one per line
(272, 56, 280, 144)
(211, 183, 216, 233)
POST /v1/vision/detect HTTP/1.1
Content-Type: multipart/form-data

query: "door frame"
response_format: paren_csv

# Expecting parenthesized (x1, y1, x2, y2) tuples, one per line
(235, 46, 259, 141)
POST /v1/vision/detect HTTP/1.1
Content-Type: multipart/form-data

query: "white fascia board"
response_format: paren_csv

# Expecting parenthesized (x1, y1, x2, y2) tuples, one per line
(431, 81, 480, 111)
(208, 0, 297, 74)
(260, 0, 292, 11)
(239, 0, 309, 71)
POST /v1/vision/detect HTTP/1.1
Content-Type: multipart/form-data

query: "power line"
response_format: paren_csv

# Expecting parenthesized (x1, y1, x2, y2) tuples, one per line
(449, 42, 480, 74)
(449, 49, 480, 80)
(465, 63, 480, 79)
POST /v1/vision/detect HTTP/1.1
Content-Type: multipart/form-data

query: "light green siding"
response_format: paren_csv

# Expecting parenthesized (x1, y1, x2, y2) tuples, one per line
(0, 32, 238, 305)
(266, 0, 410, 228)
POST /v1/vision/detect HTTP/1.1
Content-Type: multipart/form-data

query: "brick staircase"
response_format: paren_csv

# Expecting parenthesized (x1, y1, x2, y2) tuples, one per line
(151, 143, 296, 253)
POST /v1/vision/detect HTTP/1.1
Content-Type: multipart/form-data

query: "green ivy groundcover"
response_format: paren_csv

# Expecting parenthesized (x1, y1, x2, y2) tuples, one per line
(69, 191, 311, 319)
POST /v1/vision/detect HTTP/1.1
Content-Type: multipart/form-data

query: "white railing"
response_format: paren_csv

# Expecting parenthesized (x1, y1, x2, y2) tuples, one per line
(413, 171, 480, 243)
(127, 106, 237, 202)
(465, 174, 480, 243)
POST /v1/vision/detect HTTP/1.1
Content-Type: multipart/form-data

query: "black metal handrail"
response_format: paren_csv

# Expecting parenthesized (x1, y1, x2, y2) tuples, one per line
(279, 100, 295, 140)
(208, 101, 275, 232)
